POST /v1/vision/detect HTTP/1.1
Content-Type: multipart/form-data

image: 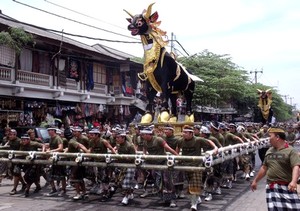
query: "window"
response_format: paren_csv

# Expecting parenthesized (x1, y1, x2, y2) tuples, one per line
(38, 52, 51, 74)
(20, 48, 32, 71)
(112, 69, 120, 87)
(93, 63, 106, 84)
(0, 45, 15, 67)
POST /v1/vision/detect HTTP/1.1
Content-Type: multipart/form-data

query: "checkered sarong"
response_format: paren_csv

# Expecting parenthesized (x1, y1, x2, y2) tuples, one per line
(70, 166, 85, 183)
(220, 159, 233, 178)
(266, 183, 300, 210)
(49, 165, 67, 181)
(239, 154, 251, 171)
(122, 168, 135, 189)
(0, 161, 8, 175)
(185, 171, 202, 195)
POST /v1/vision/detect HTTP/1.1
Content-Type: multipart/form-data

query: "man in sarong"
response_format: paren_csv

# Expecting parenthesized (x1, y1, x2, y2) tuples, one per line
(251, 127, 300, 210)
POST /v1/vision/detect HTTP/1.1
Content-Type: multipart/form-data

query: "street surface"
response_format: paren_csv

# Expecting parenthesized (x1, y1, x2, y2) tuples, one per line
(0, 176, 258, 211)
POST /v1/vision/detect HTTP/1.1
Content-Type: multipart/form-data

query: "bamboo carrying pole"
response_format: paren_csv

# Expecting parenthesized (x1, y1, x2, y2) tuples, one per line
(0, 138, 269, 172)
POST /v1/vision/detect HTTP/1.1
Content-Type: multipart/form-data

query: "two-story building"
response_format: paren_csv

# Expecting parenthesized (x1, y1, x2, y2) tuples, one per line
(0, 11, 146, 129)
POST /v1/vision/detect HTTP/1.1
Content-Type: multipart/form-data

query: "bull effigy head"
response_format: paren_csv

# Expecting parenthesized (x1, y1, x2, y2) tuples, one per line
(257, 89, 272, 121)
(124, 2, 168, 86)
(124, 3, 165, 36)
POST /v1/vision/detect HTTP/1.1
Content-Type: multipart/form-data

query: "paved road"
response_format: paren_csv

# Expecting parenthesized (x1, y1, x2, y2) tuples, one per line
(0, 177, 255, 211)
(0, 166, 259, 210)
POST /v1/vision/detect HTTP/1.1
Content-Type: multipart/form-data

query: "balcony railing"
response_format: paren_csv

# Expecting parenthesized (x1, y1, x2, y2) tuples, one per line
(0, 67, 13, 81)
(66, 78, 79, 91)
(92, 83, 107, 95)
(1, 68, 109, 97)
(17, 70, 51, 86)
(114, 86, 122, 95)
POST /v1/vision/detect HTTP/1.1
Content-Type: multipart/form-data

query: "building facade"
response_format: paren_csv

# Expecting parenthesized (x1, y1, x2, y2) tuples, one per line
(0, 12, 146, 129)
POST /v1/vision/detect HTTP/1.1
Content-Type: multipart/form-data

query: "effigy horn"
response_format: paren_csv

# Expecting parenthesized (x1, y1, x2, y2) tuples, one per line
(144, 3, 155, 19)
(123, 9, 134, 18)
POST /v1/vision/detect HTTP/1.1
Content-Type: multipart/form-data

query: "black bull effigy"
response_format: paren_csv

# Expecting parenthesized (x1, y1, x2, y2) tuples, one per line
(124, 3, 202, 123)
(257, 89, 273, 124)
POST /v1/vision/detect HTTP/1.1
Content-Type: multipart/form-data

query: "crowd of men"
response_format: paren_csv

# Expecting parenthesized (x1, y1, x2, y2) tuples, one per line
(0, 121, 300, 211)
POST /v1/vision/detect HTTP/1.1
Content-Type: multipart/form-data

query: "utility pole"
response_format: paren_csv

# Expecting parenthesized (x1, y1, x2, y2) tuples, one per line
(282, 95, 289, 104)
(170, 32, 175, 54)
(250, 68, 263, 83)
(288, 97, 294, 105)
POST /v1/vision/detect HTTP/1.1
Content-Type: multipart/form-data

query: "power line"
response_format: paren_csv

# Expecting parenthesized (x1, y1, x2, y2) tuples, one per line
(173, 47, 187, 58)
(44, 0, 127, 32)
(0, 15, 140, 44)
(13, 0, 139, 40)
(10, 0, 191, 58)
(173, 39, 189, 56)
(42, 0, 191, 57)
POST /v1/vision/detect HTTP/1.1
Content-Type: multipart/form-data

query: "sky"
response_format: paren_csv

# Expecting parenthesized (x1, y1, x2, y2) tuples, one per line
(1, 0, 300, 111)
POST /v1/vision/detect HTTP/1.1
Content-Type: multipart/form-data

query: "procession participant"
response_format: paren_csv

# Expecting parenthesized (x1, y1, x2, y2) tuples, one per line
(201, 126, 222, 149)
(256, 124, 270, 164)
(6, 129, 26, 195)
(235, 125, 257, 180)
(140, 126, 179, 208)
(132, 125, 146, 189)
(82, 128, 98, 189)
(229, 123, 251, 181)
(0, 127, 12, 183)
(244, 123, 259, 177)
(56, 129, 68, 149)
(218, 123, 244, 189)
(72, 126, 89, 148)
(108, 125, 121, 148)
(132, 125, 143, 152)
(48, 129, 65, 190)
(114, 130, 136, 205)
(177, 125, 218, 211)
(163, 124, 185, 201)
(199, 126, 222, 201)
(229, 123, 247, 141)
(70, 126, 94, 187)
(87, 128, 117, 202)
(251, 127, 300, 210)
(155, 126, 165, 137)
(285, 125, 296, 146)
(19, 134, 45, 197)
(246, 123, 260, 139)
(209, 121, 225, 195)
(1, 127, 11, 146)
(193, 125, 201, 137)
(64, 128, 90, 200)
(46, 126, 66, 197)
(228, 123, 245, 181)
(27, 129, 42, 143)
(5, 129, 20, 150)
(210, 122, 225, 147)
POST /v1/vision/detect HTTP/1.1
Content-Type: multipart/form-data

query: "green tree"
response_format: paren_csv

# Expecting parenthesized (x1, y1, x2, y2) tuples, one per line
(180, 50, 250, 108)
(0, 27, 35, 80)
(179, 50, 292, 122)
(0, 27, 34, 55)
